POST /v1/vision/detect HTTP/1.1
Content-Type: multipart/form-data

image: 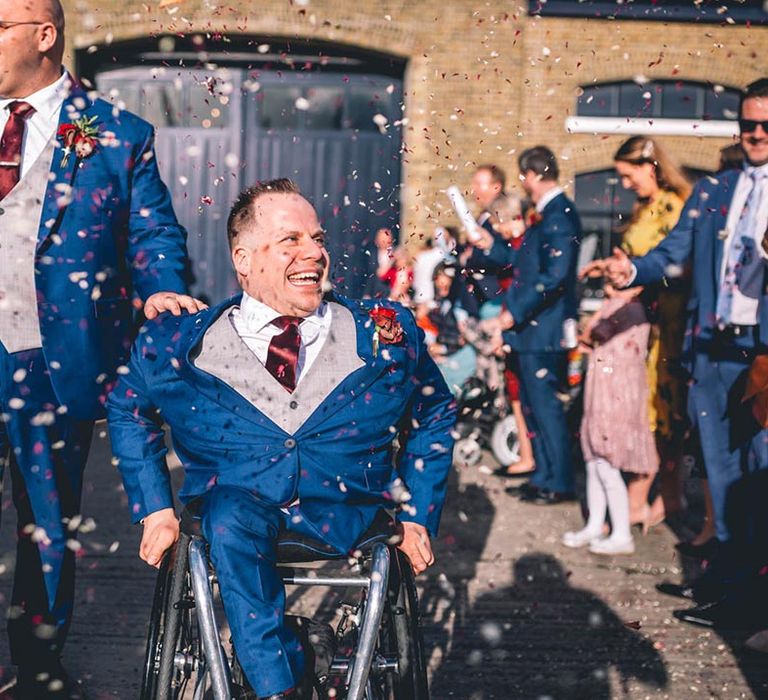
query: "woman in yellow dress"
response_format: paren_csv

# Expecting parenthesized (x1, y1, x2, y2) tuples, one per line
(613, 136, 692, 530)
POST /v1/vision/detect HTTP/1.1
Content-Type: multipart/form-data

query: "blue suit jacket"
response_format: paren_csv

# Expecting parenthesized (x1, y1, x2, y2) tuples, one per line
(631, 170, 762, 363)
(106, 294, 457, 553)
(482, 193, 582, 353)
(34, 81, 188, 419)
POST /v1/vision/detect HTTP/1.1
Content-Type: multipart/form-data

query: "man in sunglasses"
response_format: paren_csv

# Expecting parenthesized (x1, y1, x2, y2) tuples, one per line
(581, 78, 768, 630)
(0, 0, 204, 696)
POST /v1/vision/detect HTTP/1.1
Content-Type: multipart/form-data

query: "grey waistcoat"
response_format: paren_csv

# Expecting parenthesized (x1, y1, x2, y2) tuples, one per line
(0, 135, 56, 353)
(194, 301, 365, 434)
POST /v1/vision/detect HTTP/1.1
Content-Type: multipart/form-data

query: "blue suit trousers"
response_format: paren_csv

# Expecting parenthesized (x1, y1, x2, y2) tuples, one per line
(198, 486, 308, 697)
(0, 344, 93, 667)
(688, 334, 768, 557)
(513, 351, 574, 494)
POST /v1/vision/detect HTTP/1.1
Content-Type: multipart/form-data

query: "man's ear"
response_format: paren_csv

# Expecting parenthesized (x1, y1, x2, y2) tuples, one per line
(38, 22, 59, 54)
(232, 245, 250, 278)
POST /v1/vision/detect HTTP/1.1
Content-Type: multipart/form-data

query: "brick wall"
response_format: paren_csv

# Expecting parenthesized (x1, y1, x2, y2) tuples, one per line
(62, 0, 766, 245)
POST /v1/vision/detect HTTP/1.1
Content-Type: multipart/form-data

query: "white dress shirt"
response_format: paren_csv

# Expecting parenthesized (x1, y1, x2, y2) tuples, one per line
(0, 71, 69, 179)
(718, 163, 768, 325)
(230, 293, 332, 385)
(536, 186, 564, 213)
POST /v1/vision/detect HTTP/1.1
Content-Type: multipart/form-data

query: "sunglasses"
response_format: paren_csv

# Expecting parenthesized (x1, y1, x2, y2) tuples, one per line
(740, 119, 768, 134)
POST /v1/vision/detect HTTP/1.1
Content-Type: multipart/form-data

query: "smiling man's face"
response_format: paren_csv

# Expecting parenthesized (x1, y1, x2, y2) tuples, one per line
(231, 193, 330, 317)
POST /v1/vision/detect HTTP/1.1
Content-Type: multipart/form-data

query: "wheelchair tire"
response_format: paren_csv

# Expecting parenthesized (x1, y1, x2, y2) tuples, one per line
(141, 534, 191, 700)
(375, 549, 429, 700)
(490, 414, 520, 466)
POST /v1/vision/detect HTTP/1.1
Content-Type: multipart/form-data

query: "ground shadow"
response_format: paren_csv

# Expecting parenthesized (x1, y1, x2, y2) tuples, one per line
(429, 552, 668, 699)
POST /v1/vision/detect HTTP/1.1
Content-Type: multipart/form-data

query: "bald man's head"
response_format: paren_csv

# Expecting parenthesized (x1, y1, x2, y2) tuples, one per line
(0, 0, 66, 98)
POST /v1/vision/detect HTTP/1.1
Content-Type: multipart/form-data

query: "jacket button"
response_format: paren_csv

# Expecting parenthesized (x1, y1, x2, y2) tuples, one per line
(284, 438, 296, 449)
(289, 400, 298, 409)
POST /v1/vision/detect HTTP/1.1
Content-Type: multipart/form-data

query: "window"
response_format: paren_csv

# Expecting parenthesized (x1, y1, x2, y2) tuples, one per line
(250, 80, 396, 133)
(576, 80, 740, 121)
(530, 0, 767, 24)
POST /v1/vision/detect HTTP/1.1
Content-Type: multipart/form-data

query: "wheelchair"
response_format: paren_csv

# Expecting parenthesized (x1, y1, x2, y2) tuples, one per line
(139, 509, 430, 700)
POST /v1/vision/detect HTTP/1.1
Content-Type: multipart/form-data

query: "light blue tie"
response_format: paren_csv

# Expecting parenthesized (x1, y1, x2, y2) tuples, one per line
(716, 169, 767, 325)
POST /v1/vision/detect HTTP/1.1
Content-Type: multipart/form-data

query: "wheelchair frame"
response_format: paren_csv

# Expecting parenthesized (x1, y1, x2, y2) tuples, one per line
(141, 531, 429, 700)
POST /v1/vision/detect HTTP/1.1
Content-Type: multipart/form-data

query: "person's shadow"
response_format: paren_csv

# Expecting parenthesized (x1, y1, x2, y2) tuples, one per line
(429, 553, 668, 699)
(418, 467, 497, 679)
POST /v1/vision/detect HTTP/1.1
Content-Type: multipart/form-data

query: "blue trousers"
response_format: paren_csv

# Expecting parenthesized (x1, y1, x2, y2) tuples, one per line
(513, 351, 574, 493)
(689, 339, 768, 555)
(0, 344, 93, 667)
(199, 486, 312, 697)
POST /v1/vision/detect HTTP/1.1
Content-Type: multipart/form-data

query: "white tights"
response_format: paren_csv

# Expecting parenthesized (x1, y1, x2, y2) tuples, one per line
(582, 458, 631, 541)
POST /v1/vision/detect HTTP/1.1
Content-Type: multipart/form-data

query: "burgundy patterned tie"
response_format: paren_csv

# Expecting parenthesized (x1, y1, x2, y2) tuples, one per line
(265, 316, 303, 392)
(0, 101, 35, 201)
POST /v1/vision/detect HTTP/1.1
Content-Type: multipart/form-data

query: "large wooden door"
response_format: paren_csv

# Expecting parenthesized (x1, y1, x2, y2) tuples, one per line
(96, 66, 402, 302)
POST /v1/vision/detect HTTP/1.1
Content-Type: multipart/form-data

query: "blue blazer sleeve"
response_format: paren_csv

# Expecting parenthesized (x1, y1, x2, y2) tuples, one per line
(632, 182, 702, 287)
(106, 332, 174, 522)
(507, 211, 577, 326)
(396, 326, 456, 537)
(126, 124, 189, 300)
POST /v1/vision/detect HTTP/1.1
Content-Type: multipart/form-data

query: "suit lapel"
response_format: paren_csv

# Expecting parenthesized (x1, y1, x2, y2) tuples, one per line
(299, 297, 407, 433)
(175, 295, 404, 434)
(37, 82, 94, 252)
(175, 297, 285, 434)
(712, 171, 741, 288)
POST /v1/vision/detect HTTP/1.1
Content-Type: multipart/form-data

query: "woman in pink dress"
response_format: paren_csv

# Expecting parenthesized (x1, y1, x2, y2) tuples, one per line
(563, 283, 658, 555)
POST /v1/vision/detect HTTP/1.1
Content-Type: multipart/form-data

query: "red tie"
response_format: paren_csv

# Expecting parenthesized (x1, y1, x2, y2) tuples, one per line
(0, 101, 35, 201)
(265, 316, 303, 392)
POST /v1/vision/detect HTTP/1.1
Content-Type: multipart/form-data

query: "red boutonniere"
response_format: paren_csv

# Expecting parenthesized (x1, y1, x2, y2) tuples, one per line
(526, 209, 543, 228)
(57, 115, 100, 167)
(369, 306, 404, 357)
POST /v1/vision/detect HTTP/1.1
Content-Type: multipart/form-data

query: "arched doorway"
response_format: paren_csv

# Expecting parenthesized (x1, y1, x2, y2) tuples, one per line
(77, 35, 406, 302)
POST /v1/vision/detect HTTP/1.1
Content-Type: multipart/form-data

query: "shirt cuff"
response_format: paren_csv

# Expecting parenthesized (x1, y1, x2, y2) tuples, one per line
(623, 263, 638, 288)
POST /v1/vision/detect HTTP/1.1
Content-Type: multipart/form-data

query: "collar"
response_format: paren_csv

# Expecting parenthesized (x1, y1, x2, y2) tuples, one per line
(0, 70, 70, 123)
(536, 186, 564, 213)
(239, 291, 328, 332)
(744, 161, 768, 181)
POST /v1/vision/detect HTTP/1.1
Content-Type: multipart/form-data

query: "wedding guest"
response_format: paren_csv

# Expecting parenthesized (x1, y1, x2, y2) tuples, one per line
(478, 146, 582, 504)
(484, 195, 535, 477)
(421, 262, 479, 391)
(0, 1, 203, 694)
(563, 282, 656, 555)
(581, 78, 768, 628)
(613, 136, 692, 530)
(364, 226, 396, 298)
(412, 229, 449, 305)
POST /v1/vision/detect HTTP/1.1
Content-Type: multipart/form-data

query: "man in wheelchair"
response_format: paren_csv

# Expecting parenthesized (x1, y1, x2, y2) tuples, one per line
(106, 179, 456, 699)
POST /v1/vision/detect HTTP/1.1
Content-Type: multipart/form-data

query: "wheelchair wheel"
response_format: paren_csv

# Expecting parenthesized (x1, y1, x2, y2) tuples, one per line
(369, 549, 429, 700)
(490, 413, 520, 466)
(141, 534, 202, 699)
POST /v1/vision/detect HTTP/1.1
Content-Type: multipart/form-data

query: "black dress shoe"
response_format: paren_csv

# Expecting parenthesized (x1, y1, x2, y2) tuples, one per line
(491, 466, 536, 478)
(519, 489, 577, 505)
(675, 537, 719, 561)
(656, 580, 723, 604)
(505, 481, 539, 498)
(673, 599, 767, 630)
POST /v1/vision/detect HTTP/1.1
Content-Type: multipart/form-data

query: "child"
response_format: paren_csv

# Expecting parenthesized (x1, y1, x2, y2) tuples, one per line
(563, 283, 657, 555)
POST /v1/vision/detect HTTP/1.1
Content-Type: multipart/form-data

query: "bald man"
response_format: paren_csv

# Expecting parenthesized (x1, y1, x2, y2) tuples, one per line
(0, 1, 202, 696)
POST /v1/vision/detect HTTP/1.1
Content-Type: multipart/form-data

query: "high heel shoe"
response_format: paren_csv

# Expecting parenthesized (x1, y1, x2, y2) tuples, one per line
(631, 504, 665, 535)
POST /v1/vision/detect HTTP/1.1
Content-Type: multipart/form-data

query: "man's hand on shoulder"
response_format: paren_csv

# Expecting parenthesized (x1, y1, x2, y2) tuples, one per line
(143, 292, 208, 320)
(397, 522, 435, 575)
(140, 508, 179, 568)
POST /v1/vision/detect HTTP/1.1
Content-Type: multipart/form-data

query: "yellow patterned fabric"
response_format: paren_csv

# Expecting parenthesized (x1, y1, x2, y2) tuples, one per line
(621, 190, 688, 440)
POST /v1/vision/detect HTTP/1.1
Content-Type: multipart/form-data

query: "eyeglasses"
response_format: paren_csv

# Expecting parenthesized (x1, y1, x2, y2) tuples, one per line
(0, 20, 45, 30)
(740, 119, 768, 134)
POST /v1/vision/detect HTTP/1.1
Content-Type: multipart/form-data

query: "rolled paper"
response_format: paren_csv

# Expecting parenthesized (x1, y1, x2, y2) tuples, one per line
(446, 185, 483, 243)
